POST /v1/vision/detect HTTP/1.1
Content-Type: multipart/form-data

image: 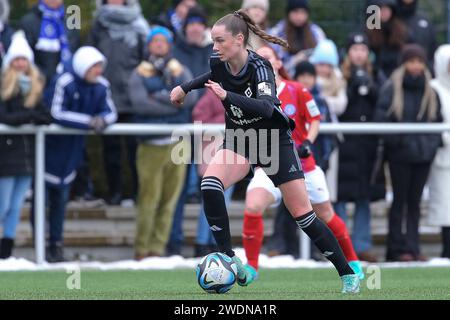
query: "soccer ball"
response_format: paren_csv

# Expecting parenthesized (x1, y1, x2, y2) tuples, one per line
(196, 252, 238, 294)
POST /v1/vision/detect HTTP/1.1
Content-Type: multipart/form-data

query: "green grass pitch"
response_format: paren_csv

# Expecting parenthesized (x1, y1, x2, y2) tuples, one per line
(0, 267, 449, 300)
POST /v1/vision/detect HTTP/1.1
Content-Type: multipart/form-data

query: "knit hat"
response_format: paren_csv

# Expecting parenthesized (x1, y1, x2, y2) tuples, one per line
(309, 39, 339, 67)
(183, 6, 208, 30)
(294, 60, 316, 78)
(346, 32, 369, 51)
(242, 0, 269, 12)
(147, 26, 173, 44)
(400, 44, 427, 64)
(2, 31, 34, 70)
(72, 46, 106, 79)
(286, 0, 310, 13)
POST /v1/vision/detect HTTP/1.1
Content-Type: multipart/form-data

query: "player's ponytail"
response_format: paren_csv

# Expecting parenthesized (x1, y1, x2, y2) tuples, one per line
(215, 10, 290, 49)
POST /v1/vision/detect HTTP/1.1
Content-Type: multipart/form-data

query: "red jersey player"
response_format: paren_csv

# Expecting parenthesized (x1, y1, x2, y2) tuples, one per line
(241, 46, 364, 282)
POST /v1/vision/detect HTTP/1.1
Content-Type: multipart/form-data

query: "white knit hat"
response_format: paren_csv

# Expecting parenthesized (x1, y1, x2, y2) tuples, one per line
(72, 46, 106, 79)
(2, 31, 34, 70)
(241, 0, 269, 11)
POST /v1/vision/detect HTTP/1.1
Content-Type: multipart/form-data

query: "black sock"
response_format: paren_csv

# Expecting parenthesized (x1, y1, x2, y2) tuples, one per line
(200, 176, 234, 257)
(295, 211, 354, 276)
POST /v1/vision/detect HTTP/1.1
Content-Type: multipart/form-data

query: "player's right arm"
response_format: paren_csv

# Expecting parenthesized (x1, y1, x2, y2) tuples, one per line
(170, 72, 212, 106)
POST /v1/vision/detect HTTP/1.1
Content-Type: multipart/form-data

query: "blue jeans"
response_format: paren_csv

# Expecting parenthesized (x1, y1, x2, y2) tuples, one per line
(196, 185, 235, 246)
(334, 199, 372, 253)
(31, 183, 71, 245)
(0, 176, 32, 239)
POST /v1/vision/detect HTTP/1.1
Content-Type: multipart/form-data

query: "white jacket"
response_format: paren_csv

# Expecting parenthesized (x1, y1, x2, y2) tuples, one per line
(428, 45, 450, 226)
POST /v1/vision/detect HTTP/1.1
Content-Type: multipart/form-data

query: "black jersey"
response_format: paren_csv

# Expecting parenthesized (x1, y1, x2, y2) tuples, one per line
(181, 50, 294, 131)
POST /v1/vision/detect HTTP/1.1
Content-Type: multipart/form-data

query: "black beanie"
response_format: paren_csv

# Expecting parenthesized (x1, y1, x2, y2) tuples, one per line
(400, 44, 427, 64)
(286, 0, 310, 13)
(172, 0, 183, 8)
(294, 61, 316, 78)
(183, 6, 208, 31)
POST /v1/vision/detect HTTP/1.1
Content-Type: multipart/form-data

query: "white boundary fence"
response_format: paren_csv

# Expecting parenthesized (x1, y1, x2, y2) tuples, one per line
(1, 122, 450, 264)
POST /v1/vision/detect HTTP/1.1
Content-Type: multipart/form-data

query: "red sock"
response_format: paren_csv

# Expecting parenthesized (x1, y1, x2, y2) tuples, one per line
(242, 211, 264, 270)
(327, 213, 358, 262)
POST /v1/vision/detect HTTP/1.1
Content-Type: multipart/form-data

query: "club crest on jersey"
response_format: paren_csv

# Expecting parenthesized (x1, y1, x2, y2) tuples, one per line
(284, 104, 297, 116)
(230, 105, 244, 118)
(258, 82, 272, 96)
(245, 87, 252, 97)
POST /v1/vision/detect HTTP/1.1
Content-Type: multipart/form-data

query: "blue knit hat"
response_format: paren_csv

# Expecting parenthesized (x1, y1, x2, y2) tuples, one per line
(147, 26, 173, 44)
(309, 39, 339, 67)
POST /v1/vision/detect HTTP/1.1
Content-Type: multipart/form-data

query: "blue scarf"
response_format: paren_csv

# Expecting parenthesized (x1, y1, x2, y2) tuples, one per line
(36, 1, 71, 64)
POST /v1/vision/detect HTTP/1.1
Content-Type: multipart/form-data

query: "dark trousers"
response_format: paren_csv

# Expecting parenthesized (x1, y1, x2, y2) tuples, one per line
(71, 150, 94, 198)
(31, 183, 71, 245)
(386, 161, 431, 259)
(269, 202, 299, 257)
(102, 133, 138, 200)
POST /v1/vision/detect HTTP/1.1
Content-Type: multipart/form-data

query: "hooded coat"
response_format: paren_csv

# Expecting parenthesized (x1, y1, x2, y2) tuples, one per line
(44, 49, 117, 186)
(428, 45, 450, 226)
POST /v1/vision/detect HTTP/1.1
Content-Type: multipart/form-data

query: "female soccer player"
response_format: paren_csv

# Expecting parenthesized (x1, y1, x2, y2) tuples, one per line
(170, 10, 360, 293)
(242, 46, 364, 280)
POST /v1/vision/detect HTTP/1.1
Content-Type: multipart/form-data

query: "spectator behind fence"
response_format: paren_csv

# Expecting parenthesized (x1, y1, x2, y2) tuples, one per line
(269, 0, 326, 75)
(167, 6, 213, 256)
(88, 0, 149, 205)
(365, 0, 408, 78)
(34, 46, 117, 262)
(0, 31, 51, 259)
(334, 33, 386, 263)
(396, 0, 437, 66)
(19, 0, 80, 87)
(191, 90, 234, 257)
(428, 45, 450, 259)
(0, 0, 14, 68)
(241, 0, 270, 50)
(128, 26, 196, 259)
(310, 39, 347, 202)
(374, 44, 443, 262)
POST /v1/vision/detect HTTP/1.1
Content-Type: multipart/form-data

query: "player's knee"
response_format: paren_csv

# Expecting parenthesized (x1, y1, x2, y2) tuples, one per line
(245, 199, 265, 214)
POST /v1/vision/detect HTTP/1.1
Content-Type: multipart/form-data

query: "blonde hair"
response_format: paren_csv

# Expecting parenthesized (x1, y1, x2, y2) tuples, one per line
(1, 62, 45, 108)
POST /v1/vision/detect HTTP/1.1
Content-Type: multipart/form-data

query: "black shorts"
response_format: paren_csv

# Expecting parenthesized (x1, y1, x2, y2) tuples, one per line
(220, 128, 304, 187)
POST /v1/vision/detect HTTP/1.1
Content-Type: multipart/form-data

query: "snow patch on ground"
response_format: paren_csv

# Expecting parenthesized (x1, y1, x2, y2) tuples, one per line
(0, 248, 449, 272)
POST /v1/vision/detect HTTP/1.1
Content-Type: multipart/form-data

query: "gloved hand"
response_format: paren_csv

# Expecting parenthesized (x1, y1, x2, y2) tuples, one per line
(89, 116, 107, 133)
(297, 139, 312, 158)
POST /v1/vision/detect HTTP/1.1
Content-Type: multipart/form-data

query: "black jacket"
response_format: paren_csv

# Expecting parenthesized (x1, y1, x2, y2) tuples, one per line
(397, 1, 437, 64)
(0, 23, 14, 67)
(337, 67, 385, 201)
(374, 73, 443, 164)
(19, 6, 80, 83)
(87, 19, 145, 115)
(0, 94, 52, 177)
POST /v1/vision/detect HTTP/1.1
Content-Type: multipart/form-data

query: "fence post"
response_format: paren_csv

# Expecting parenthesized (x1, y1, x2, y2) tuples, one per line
(34, 126, 46, 264)
(300, 231, 311, 260)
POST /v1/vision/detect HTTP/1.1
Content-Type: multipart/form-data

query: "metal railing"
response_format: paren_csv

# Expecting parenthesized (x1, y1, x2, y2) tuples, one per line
(1, 122, 450, 264)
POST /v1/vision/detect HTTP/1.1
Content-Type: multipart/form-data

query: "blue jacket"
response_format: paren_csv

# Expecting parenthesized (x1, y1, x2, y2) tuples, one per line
(44, 64, 117, 186)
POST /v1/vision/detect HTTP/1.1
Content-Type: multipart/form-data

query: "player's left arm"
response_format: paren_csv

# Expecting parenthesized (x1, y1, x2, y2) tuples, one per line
(306, 119, 320, 143)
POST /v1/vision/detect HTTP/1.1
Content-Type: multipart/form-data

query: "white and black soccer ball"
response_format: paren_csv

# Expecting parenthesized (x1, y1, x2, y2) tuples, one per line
(196, 252, 238, 294)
